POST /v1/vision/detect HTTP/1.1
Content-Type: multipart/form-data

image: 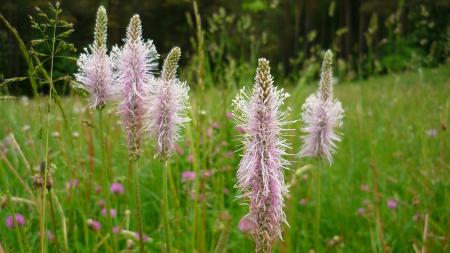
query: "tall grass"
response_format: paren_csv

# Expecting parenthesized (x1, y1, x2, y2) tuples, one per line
(0, 66, 448, 252)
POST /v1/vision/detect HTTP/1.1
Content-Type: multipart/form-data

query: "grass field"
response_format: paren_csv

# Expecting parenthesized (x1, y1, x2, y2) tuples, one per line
(0, 66, 449, 252)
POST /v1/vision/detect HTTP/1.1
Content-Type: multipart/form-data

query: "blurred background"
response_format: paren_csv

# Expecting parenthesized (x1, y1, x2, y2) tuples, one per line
(0, 0, 449, 95)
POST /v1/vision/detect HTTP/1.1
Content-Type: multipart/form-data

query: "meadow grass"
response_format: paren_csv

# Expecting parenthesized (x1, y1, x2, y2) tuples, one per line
(0, 66, 449, 252)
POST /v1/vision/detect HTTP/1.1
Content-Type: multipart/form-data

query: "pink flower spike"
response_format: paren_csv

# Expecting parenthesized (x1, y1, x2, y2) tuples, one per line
(111, 14, 159, 159)
(145, 47, 190, 157)
(181, 171, 196, 182)
(299, 50, 344, 164)
(232, 59, 290, 251)
(110, 182, 124, 195)
(75, 6, 112, 109)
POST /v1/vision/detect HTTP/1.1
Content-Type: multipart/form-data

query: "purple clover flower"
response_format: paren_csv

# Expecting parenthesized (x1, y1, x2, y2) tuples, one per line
(110, 182, 124, 195)
(181, 171, 196, 182)
(87, 219, 101, 231)
(387, 198, 398, 209)
(5, 214, 25, 229)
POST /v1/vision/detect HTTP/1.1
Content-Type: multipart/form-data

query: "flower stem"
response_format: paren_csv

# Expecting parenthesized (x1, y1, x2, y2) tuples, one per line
(162, 159, 172, 252)
(98, 109, 118, 252)
(48, 190, 61, 251)
(313, 160, 322, 251)
(131, 158, 145, 253)
(41, 7, 58, 253)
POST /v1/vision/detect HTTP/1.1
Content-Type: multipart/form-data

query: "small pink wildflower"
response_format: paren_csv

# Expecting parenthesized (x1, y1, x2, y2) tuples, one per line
(112, 226, 121, 234)
(187, 154, 194, 163)
(360, 184, 370, 192)
(134, 232, 151, 242)
(387, 199, 398, 209)
(87, 219, 101, 231)
(101, 208, 117, 218)
(110, 182, 124, 195)
(226, 111, 233, 120)
(97, 199, 106, 208)
(66, 179, 79, 191)
(181, 171, 196, 182)
(5, 216, 13, 228)
(425, 128, 438, 138)
(211, 121, 220, 129)
(190, 192, 205, 202)
(175, 144, 184, 155)
(357, 207, 366, 216)
(206, 127, 213, 137)
(299, 198, 308, 206)
(224, 151, 233, 159)
(201, 170, 213, 178)
(5, 214, 25, 229)
(47, 230, 55, 242)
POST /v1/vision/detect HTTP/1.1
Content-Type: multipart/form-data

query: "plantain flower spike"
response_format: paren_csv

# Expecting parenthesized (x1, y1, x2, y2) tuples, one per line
(299, 50, 344, 164)
(75, 6, 112, 109)
(233, 58, 291, 252)
(111, 14, 159, 160)
(145, 47, 190, 158)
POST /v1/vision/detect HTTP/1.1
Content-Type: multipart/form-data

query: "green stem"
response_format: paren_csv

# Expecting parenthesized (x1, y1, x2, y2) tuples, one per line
(131, 159, 145, 253)
(41, 8, 58, 253)
(48, 190, 61, 252)
(98, 109, 118, 252)
(14, 222, 26, 253)
(162, 159, 172, 253)
(314, 160, 322, 251)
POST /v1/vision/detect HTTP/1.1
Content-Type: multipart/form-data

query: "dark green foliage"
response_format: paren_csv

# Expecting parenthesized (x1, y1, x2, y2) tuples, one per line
(0, 0, 449, 93)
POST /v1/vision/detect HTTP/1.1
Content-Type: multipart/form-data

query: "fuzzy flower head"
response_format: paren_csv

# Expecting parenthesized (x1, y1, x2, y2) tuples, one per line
(112, 14, 159, 159)
(299, 50, 344, 164)
(233, 58, 290, 252)
(145, 47, 189, 158)
(75, 6, 112, 109)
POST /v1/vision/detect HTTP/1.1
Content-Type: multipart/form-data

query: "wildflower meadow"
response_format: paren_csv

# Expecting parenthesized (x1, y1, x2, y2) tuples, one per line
(0, 1, 449, 253)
